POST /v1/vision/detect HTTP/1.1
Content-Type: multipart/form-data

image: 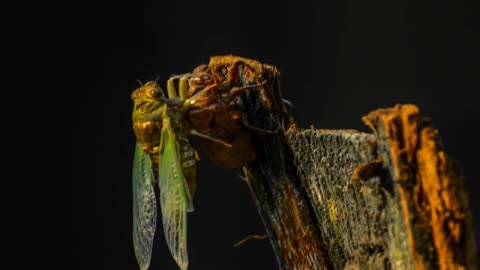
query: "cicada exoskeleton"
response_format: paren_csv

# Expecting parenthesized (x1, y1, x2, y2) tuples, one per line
(177, 55, 284, 168)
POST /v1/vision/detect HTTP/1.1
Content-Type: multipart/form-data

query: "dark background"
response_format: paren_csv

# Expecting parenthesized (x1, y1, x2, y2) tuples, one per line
(8, 0, 478, 269)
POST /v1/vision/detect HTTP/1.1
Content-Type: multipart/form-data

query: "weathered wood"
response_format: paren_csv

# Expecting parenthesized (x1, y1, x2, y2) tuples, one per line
(363, 105, 478, 270)
(287, 128, 393, 270)
(196, 56, 477, 270)
(237, 58, 333, 270)
(245, 100, 477, 269)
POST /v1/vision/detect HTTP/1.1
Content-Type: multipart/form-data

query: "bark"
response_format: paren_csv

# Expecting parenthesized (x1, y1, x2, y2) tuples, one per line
(241, 91, 477, 269)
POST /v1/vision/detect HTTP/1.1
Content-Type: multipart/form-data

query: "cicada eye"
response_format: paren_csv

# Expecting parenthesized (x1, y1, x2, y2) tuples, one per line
(200, 74, 211, 81)
(191, 73, 212, 85)
(150, 89, 161, 97)
(144, 83, 164, 99)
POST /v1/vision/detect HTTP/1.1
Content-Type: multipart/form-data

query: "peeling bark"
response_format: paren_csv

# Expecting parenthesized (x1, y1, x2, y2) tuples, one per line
(363, 105, 478, 270)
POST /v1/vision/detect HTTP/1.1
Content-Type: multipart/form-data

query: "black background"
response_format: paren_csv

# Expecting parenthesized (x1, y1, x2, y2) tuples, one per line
(8, 0, 478, 269)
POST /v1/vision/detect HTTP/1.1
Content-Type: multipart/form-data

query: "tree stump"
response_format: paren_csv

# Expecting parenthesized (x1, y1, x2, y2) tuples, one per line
(196, 56, 478, 270)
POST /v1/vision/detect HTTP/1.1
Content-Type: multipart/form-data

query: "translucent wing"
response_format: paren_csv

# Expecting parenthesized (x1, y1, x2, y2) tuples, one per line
(132, 143, 157, 270)
(158, 125, 192, 270)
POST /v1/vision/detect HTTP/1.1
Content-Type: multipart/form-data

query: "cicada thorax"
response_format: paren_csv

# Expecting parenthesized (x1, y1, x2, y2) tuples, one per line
(131, 81, 166, 177)
(132, 120, 162, 176)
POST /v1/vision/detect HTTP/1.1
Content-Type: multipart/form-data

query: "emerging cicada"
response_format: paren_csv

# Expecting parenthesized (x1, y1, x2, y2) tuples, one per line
(131, 79, 228, 270)
(131, 56, 286, 270)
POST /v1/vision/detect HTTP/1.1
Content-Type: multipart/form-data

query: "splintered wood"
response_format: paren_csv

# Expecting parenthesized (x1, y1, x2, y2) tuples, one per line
(285, 105, 476, 270)
(363, 105, 477, 270)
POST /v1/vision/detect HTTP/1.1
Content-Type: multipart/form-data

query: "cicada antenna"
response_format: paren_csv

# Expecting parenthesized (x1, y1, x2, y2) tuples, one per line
(136, 79, 144, 87)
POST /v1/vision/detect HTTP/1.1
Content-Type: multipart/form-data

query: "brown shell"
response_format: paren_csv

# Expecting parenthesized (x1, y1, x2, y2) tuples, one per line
(202, 129, 256, 168)
(185, 55, 279, 168)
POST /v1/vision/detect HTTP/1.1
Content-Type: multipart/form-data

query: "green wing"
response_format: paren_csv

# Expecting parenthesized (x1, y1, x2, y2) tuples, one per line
(158, 125, 192, 270)
(132, 143, 157, 270)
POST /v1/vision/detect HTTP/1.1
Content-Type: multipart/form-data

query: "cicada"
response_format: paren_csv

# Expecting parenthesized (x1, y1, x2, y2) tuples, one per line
(131, 80, 194, 270)
(131, 79, 228, 270)
(175, 55, 284, 168)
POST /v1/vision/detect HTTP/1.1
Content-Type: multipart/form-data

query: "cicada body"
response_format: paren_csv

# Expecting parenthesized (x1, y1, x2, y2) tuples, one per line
(132, 81, 197, 198)
(182, 55, 282, 168)
(131, 81, 196, 270)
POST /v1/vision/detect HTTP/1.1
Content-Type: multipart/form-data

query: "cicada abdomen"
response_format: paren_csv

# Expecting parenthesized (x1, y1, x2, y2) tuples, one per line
(165, 105, 197, 199)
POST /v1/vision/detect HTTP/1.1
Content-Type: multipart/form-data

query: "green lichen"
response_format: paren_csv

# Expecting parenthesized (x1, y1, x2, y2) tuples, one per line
(327, 199, 337, 223)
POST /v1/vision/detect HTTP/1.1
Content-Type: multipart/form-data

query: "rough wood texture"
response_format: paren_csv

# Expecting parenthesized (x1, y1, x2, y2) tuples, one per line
(285, 104, 478, 269)
(238, 63, 333, 270)
(246, 102, 478, 269)
(287, 128, 392, 270)
(363, 105, 478, 270)
(198, 56, 477, 270)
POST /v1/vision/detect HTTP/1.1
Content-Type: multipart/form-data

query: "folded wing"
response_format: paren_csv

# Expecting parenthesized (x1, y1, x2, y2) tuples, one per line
(158, 126, 191, 270)
(132, 143, 157, 270)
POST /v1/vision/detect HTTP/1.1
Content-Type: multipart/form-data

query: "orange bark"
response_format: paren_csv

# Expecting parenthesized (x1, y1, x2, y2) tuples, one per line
(364, 104, 476, 270)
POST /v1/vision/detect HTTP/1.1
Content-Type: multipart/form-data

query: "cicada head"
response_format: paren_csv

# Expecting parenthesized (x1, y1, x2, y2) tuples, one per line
(131, 81, 167, 154)
(131, 81, 166, 115)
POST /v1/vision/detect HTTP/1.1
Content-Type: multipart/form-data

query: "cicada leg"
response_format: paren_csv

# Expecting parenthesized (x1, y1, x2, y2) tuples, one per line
(234, 97, 280, 135)
(168, 73, 192, 100)
(230, 81, 266, 98)
(190, 129, 232, 147)
(167, 78, 178, 98)
(241, 116, 280, 135)
(178, 76, 189, 101)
